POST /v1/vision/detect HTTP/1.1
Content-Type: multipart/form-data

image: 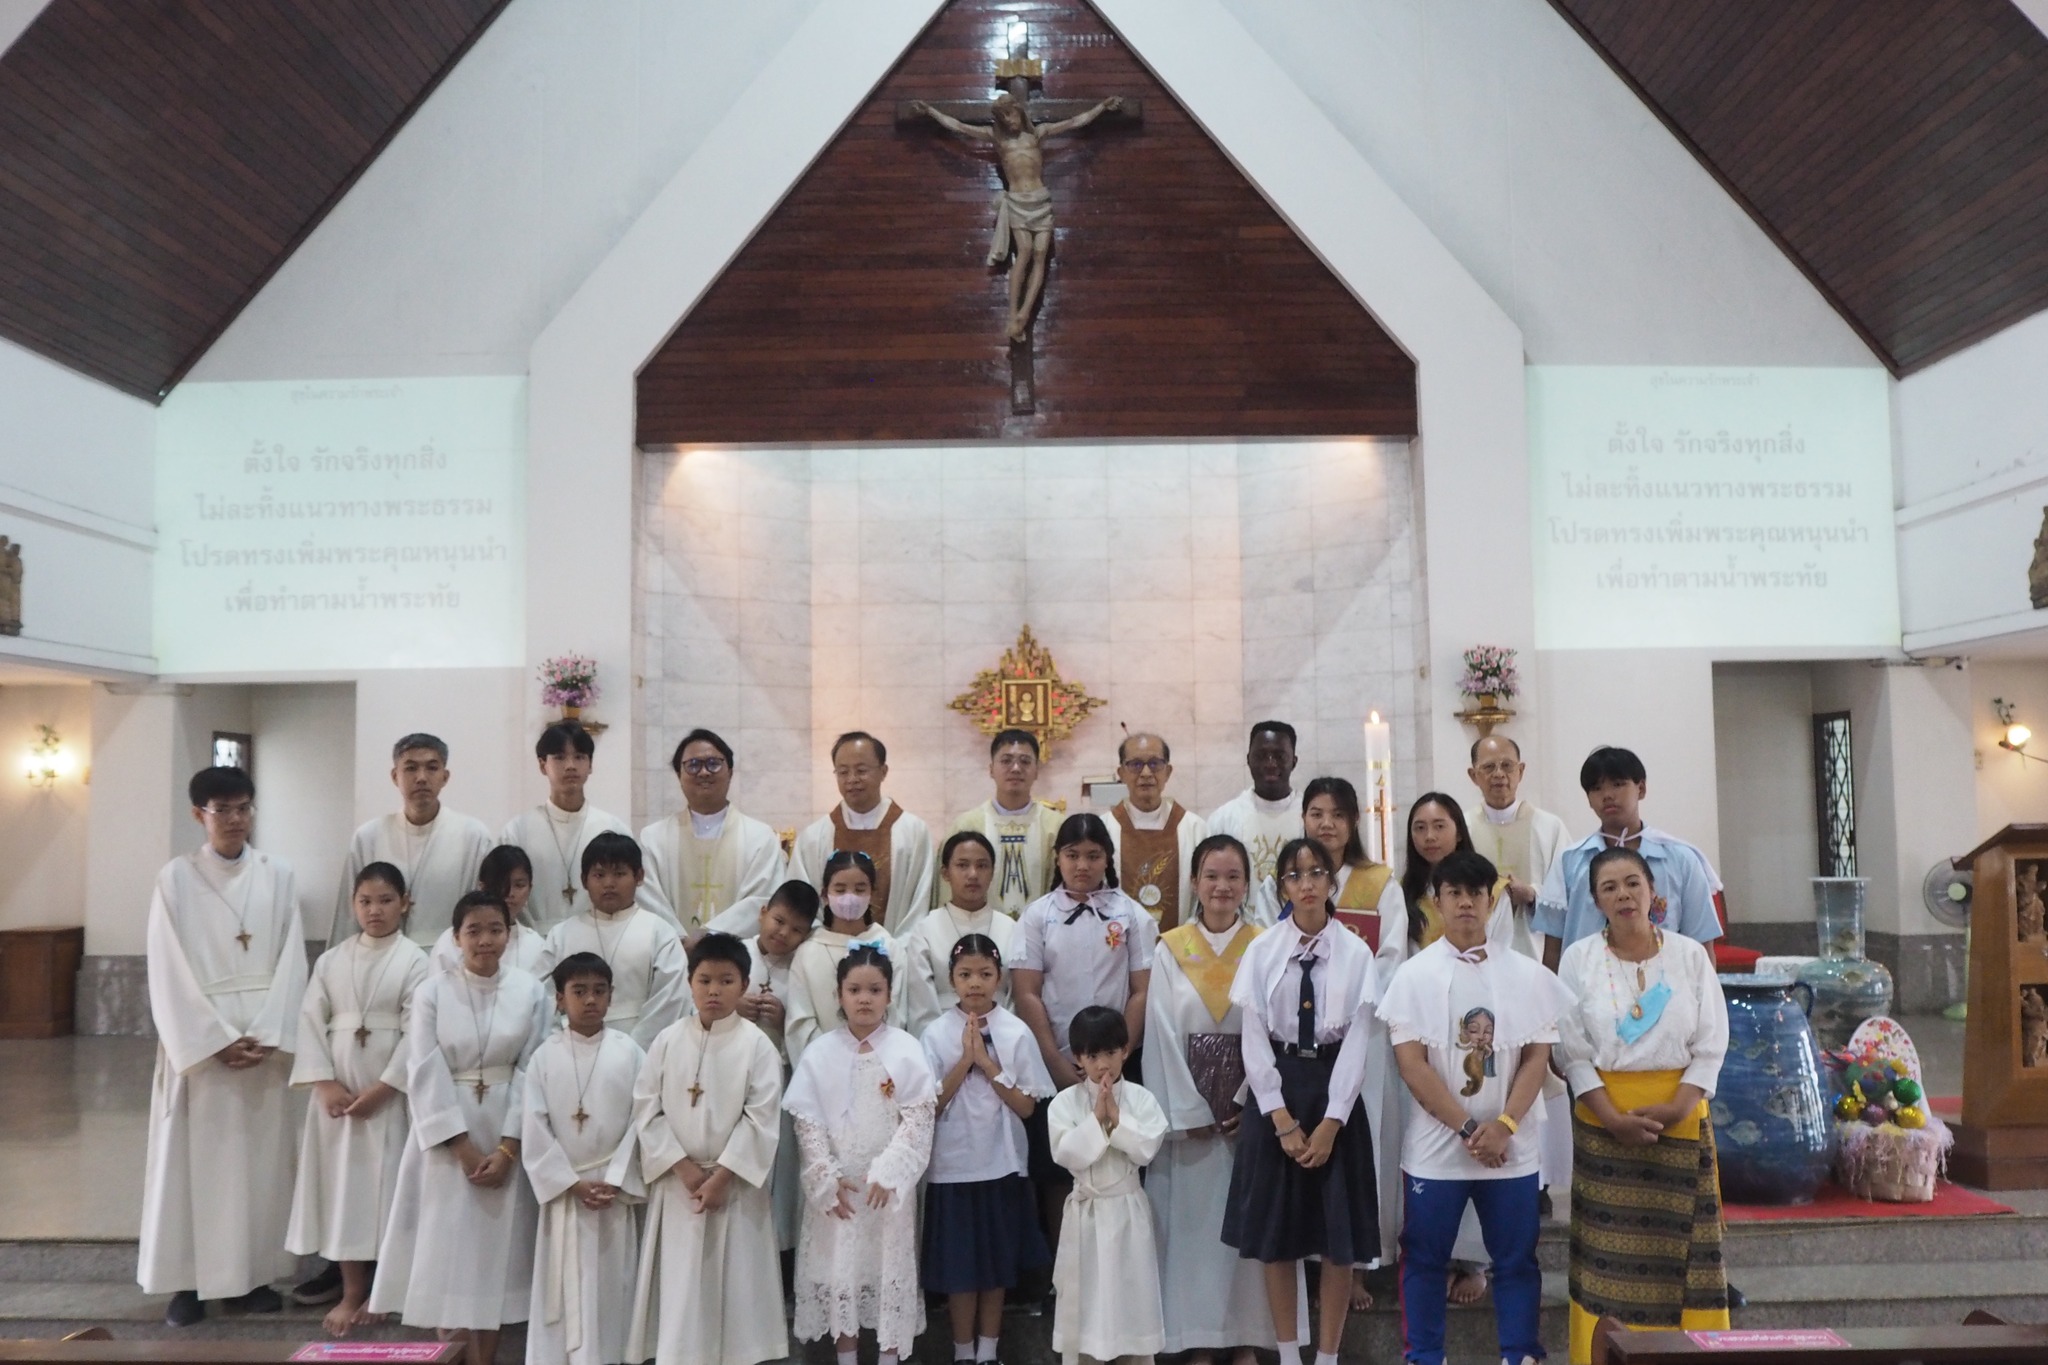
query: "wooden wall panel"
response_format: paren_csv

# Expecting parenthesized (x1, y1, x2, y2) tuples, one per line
(0, 0, 512, 399)
(636, 0, 1417, 445)
(1554, 0, 2048, 375)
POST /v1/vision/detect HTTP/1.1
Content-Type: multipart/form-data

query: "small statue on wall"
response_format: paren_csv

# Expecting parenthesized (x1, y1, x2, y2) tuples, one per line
(2030, 507, 2048, 609)
(2023, 986, 2048, 1069)
(0, 535, 20, 636)
(2020, 861, 2047, 943)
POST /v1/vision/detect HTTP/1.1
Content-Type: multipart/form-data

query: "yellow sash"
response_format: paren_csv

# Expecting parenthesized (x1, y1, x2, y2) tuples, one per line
(1160, 921, 1261, 1023)
(1415, 875, 1509, 950)
(1337, 861, 1392, 911)
(1571, 1066, 1706, 1141)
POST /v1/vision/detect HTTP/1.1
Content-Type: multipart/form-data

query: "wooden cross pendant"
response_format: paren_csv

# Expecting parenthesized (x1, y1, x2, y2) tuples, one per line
(572, 1106, 589, 1132)
(562, 882, 575, 900)
(235, 930, 253, 951)
(354, 1026, 371, 1048)
(473, 1078, 490, 1102)
(687, 1082, 704, 1108)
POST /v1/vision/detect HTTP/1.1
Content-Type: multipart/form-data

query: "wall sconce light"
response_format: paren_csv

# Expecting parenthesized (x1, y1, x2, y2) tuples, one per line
(1993, 698, 2045, 764)
(22, 724, 70, 789)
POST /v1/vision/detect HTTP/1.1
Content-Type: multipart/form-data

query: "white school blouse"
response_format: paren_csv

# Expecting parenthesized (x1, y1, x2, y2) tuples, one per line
(1554, 931, 1728, 1097)
(1230, 918, 1379, 1122)
(921, 1004, 1055, 1184)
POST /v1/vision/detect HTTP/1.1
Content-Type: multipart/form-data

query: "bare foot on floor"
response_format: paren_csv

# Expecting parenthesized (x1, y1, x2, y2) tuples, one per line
(1349, 1268, 1374, 1311)
(322, 1297, 364, 1337)
(1448, 1268, 1490, 1305)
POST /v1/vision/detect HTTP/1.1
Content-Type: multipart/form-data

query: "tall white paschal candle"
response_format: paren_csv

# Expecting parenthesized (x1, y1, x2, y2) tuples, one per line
(1363, 711, 1393, 862)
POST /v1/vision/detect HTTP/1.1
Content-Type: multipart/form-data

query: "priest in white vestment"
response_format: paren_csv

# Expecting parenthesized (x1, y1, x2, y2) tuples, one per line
(1464, 734, 1571, 960)
(329, 734, 494, 949)
(640, 729, 786, 937)
(140, 769, 307, 1326)
(1098, 732, 1209, 930)
(786, 731, 934, 936)
(503, 722, 674, 933)
(942, 729, 1064, 917)
(534, 833, 689, 1050)
(1206, 721, 1306, 883)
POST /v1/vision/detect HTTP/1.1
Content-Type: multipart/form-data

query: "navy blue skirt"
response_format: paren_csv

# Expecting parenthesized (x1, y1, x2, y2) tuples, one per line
(921, 1175, 1052, 1294)
(1221, 1047, 1379, 1266)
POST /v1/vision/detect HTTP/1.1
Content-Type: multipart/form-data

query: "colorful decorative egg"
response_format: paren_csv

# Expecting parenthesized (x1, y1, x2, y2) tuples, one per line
(1896, 1104, 1927, 1129)
(1892, 1077, 1924, 1105)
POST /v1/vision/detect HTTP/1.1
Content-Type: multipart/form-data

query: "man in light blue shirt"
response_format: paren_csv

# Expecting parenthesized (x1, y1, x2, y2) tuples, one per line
(1536, 745, 1722, 969)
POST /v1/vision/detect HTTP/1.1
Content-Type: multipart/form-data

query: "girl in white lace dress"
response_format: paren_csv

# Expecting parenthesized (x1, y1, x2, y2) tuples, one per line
(785, 945, 937, 1365)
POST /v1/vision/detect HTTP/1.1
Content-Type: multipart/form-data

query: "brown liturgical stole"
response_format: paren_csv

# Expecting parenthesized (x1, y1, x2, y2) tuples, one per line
(829, 802, 903, 916)
(1113, 802, 1186, 929)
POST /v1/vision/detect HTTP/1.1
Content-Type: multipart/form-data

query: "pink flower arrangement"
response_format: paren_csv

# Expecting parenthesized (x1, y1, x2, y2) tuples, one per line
(538, 655, 601, 709)
(1458, 645, 1519, 701)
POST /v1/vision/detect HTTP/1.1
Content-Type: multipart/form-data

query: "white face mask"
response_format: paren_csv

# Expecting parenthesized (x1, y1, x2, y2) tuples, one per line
(829, 892, 870, 922)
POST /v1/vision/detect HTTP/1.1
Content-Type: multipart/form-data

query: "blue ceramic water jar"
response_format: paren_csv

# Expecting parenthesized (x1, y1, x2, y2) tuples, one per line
(1710, 973, 1834, 1205)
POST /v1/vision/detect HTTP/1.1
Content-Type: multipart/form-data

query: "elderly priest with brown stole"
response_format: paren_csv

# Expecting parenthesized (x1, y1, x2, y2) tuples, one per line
(142, 766, 308, 1328)
(1098, 732, 1207, 930)
(787, 730, 935, 936)
(640, 727, 787, 937)
(1463, 734, 1569, 961)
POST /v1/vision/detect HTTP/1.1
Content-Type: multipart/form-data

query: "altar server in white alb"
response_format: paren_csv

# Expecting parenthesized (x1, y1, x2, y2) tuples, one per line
(141, 766, 307, 1330)
(738, 880, 820, 1251)
(332, 733, 495, 949)
(787, 731, 934, 936)
(627, 933, 789, 1365)
(434, 845, 551, 977)
(503, 723, 671, 935)
(536, 833, 688, 1050)
(524, 953, 645, 1365)
(1047, 1004, 1169, 1365)
(288, 862, 431, 1337)
(901, 831, 1018, 1039)
(942, 729, 1065, 918)
(641, 729, 787, 937)
(1206, 722, 1306, 884)
(371, 892, 551, 1365)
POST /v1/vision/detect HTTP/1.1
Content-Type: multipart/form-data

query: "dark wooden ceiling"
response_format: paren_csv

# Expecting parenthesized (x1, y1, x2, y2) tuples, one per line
(1554, 0, 2048, 375)
(0, 0, 511, 400)
(636, 0, 1417, 445)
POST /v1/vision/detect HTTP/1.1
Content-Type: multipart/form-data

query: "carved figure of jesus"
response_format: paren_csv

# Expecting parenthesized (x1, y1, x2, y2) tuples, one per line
(2020, 862, 2046, 942)
(908, 92, 1124, 342)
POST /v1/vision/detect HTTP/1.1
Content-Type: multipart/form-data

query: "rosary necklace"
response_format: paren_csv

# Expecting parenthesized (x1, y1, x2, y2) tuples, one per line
(195, 854, 257, 952)
(1601, 925, 1663, 1019)
(462, 974, 501, 1102)
(546, 806, 585, 901)
(349, 934, 403, 1047)
(569, 1031, 601, 1131)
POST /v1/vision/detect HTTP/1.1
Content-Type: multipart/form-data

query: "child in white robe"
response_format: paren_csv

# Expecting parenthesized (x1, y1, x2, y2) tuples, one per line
(141, 766, 306, 1329)
(626, 932, 789, 1365)
(371, 892, 551, 1365)
(1048, 1004, 1168, 1365)
(434, 845, 549, 976)
(920, 933, 1054, 1365)
(785, 849, 902, 1065)
(738, 879, 819, 1252)
(536, 832, 688, 1049)
(288, 861, 431, 1336)
(1144, 835, 1292, 1364)
(902, 831, 1018, 1038)
(788, 944, 936, 1365)
(523, 952, 645, 1365)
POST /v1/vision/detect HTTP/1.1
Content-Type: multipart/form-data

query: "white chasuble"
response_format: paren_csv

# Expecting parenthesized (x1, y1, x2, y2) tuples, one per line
(1144, 923, 1301, 1352)
(782, 924, 904, 1068)
(287, 931, 431, 1261)
(1048, 1078, 1169, 1362)
(626, 1014, 788, 1365)
(787, 802, 935, 937)
(640, 806, 786, 937)
(536, 908, 689, 1050)
(502, 803, 678, 935)
(1205, 788, 1305, 884)
(1465, 800, 1571, 960)
(523, 1026, 645, 1365)
(330, 809, 496, 949)
(138, 846, 307, 1300)
(942, 800, 1063, 917)
(370, 966, 550, 1330)
(899, 903, 1017, 1040)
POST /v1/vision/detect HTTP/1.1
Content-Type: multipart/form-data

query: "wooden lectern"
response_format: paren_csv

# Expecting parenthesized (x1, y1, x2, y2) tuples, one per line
(1954, 824, 2048, 1188)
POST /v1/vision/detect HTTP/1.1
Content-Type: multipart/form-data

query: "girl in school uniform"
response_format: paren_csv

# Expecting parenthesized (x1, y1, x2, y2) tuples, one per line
(787, 946, 937, 1365)
(920, 934, 1055, 1365)
(1222, 838, 1381, 1365)
(785, 850, 902, 1065)
(370, 891, 551, 1365)
(432, 844, 548, 976)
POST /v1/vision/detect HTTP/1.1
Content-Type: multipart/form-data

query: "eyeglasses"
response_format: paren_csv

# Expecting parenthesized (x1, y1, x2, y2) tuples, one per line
(1121, 758, 1168, 774)
(202, 803, 256, 819)
(680, 758, 727, 776)
(1280, 868, 1331, 883)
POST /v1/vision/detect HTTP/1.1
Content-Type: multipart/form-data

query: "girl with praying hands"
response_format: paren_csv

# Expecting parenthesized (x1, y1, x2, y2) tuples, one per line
(784, 850, 902, 1065)
(432, 844, 547, 976)
(1555, 847, 1730, 1365)
(788, 947, 937, 1365)
(370, 892, 551, 1365)
(287, 862, 432, 1336)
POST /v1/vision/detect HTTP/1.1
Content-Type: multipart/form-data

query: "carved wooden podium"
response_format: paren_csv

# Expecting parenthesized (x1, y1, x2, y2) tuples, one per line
(1954, 824, 2048, 1188)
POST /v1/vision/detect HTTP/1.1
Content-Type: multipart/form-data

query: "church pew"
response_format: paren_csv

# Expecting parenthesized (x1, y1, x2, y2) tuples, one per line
(0, 1345, 463, 1365)
(1595, 1315, 2048, 1363)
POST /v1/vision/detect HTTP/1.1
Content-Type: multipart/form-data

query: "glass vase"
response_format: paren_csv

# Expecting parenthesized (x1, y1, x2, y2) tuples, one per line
(1794, 877, 1894, 1051)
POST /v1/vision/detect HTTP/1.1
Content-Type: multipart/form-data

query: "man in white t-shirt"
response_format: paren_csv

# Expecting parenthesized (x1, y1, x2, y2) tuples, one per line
(1376, 849, 1571, 1365)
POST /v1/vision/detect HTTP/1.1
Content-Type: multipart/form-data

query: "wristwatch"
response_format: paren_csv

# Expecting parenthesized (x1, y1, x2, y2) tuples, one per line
(1458, 1117, 1479, 1140)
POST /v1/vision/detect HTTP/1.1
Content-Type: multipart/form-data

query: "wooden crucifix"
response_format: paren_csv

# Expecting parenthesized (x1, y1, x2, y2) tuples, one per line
(899, 20, 1140, 415)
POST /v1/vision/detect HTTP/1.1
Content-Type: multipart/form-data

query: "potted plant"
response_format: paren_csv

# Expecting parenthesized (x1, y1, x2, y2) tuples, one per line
(1458, 645, 1518, 711)
(539, 655, 601, 721)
